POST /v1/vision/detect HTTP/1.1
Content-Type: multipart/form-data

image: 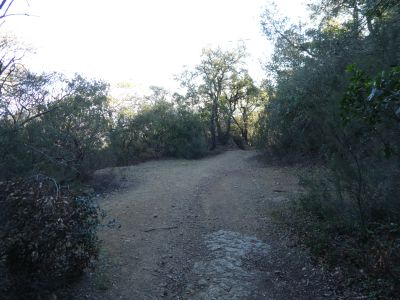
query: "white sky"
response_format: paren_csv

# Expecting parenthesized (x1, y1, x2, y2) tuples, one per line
(3, 0, 308, 92)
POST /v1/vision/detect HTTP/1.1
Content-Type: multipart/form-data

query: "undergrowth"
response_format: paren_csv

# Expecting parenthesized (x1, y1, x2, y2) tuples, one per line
(275, 167, 400, 299)
(0, 176, 100, 299)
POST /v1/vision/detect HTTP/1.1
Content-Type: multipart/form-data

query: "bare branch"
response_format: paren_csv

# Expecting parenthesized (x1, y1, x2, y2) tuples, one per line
(2, 0, 15, 17)
(272, 22, 317, 58)
(0, 0, 7, 11)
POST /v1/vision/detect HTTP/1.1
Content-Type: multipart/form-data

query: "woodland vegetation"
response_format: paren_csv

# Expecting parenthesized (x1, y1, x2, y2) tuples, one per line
(258, 0, 400, 297)
(0, 0, 399, 298)
(0, 2, 264, 298)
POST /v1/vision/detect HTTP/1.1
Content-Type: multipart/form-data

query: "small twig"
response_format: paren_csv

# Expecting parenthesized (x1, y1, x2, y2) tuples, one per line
(143, 226, 178, 233)
(28, 173, 60, 199)
(45, 176, 60, 199)
(273, 189, 287, 193)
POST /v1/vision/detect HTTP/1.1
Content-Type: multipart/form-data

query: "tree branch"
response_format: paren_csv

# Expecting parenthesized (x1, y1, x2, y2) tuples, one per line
(19, 105, 59, 127)
(0, 0, 7, 11)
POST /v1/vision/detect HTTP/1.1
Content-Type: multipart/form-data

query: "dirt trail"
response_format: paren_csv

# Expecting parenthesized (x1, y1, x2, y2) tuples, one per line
(76, 150, 336, 299)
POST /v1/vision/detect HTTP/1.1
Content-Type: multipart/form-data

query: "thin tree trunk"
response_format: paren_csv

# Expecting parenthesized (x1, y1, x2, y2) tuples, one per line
(210, 99, 217, 150)
(242, 107, 249, 144)
(352, 1, 360, 39)
(216, 117, 224, 143)
(225, 117, 231, 141)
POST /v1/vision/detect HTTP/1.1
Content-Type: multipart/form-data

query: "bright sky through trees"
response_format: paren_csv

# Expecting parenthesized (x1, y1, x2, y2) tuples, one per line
(4, 0, 307, 92)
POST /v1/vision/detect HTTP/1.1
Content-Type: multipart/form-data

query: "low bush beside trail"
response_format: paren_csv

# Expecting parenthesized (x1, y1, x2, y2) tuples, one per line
(0, 176, 100, 298)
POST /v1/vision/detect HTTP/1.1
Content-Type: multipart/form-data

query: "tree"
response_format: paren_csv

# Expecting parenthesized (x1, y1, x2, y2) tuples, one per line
(257, 2, 400, 296)
(222, 71, 262, 143)
(259, 0, 400, 154)
(0, 70, 112, 181)
(145, 85, 170, 105)
(37, 75, 111, 180)
(109, 101, 208, 163)
(178, 45, 251, 149)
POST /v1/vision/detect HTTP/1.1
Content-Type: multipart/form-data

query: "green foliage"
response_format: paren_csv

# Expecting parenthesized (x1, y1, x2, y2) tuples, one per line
(258, 0, 400, 155)
(37, 75, 112, 180)
(0, 71, 112, 181)
(342, 66, 400, 126)
(0, 177, 100, 298)
(283, 168, 400, 298)
(110, 101, 208, 164)
(289, 68, 400, 297)
(259, 1, 400, 297)
(342, 66, 400, 157)
(177, 45, 263, 148)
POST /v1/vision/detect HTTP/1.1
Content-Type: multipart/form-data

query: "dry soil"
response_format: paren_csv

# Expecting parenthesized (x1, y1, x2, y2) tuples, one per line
(74, 150, 337, 300)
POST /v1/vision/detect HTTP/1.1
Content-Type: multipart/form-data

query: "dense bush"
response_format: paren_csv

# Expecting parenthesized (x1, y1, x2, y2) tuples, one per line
(258, 1, 400, 158)
(0, 71, 112, 182)
(0, 176, 100, 298)
(282, 167, 400, 298)
(258, 1, 400, 297)
(110, 101, 208, 164)
(271, 66, 400, 298)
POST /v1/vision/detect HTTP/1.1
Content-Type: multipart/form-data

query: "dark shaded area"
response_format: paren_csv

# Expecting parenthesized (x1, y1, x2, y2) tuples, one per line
(0, 177, 99, 299)
(256, 1, 400, 297)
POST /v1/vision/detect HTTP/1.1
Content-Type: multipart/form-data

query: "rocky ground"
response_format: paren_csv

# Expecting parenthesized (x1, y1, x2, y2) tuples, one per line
(73, 150, 338, 299)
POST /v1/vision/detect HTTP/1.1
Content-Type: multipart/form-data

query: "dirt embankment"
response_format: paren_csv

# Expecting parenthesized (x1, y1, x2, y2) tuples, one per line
(75, 150, 337, 299)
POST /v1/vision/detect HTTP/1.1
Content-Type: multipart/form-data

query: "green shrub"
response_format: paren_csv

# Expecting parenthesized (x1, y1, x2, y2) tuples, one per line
(110, 101, 208, 164)
(0, 176, 100, 298)
(281, 167, 400, 298)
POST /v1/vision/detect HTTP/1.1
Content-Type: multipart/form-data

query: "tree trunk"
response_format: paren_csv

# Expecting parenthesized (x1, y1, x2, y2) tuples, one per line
(243, 128, 248, 144)
(225, 117, 231, 141)
(216, 117, 224, 144)
(210, 98, 218, 150)
(352, 1, 360, 39)
(241, 107, 249, 144)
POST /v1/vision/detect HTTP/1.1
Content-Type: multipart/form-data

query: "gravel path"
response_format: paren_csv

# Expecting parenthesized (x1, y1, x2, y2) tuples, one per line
(75, 150, 337, 299)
